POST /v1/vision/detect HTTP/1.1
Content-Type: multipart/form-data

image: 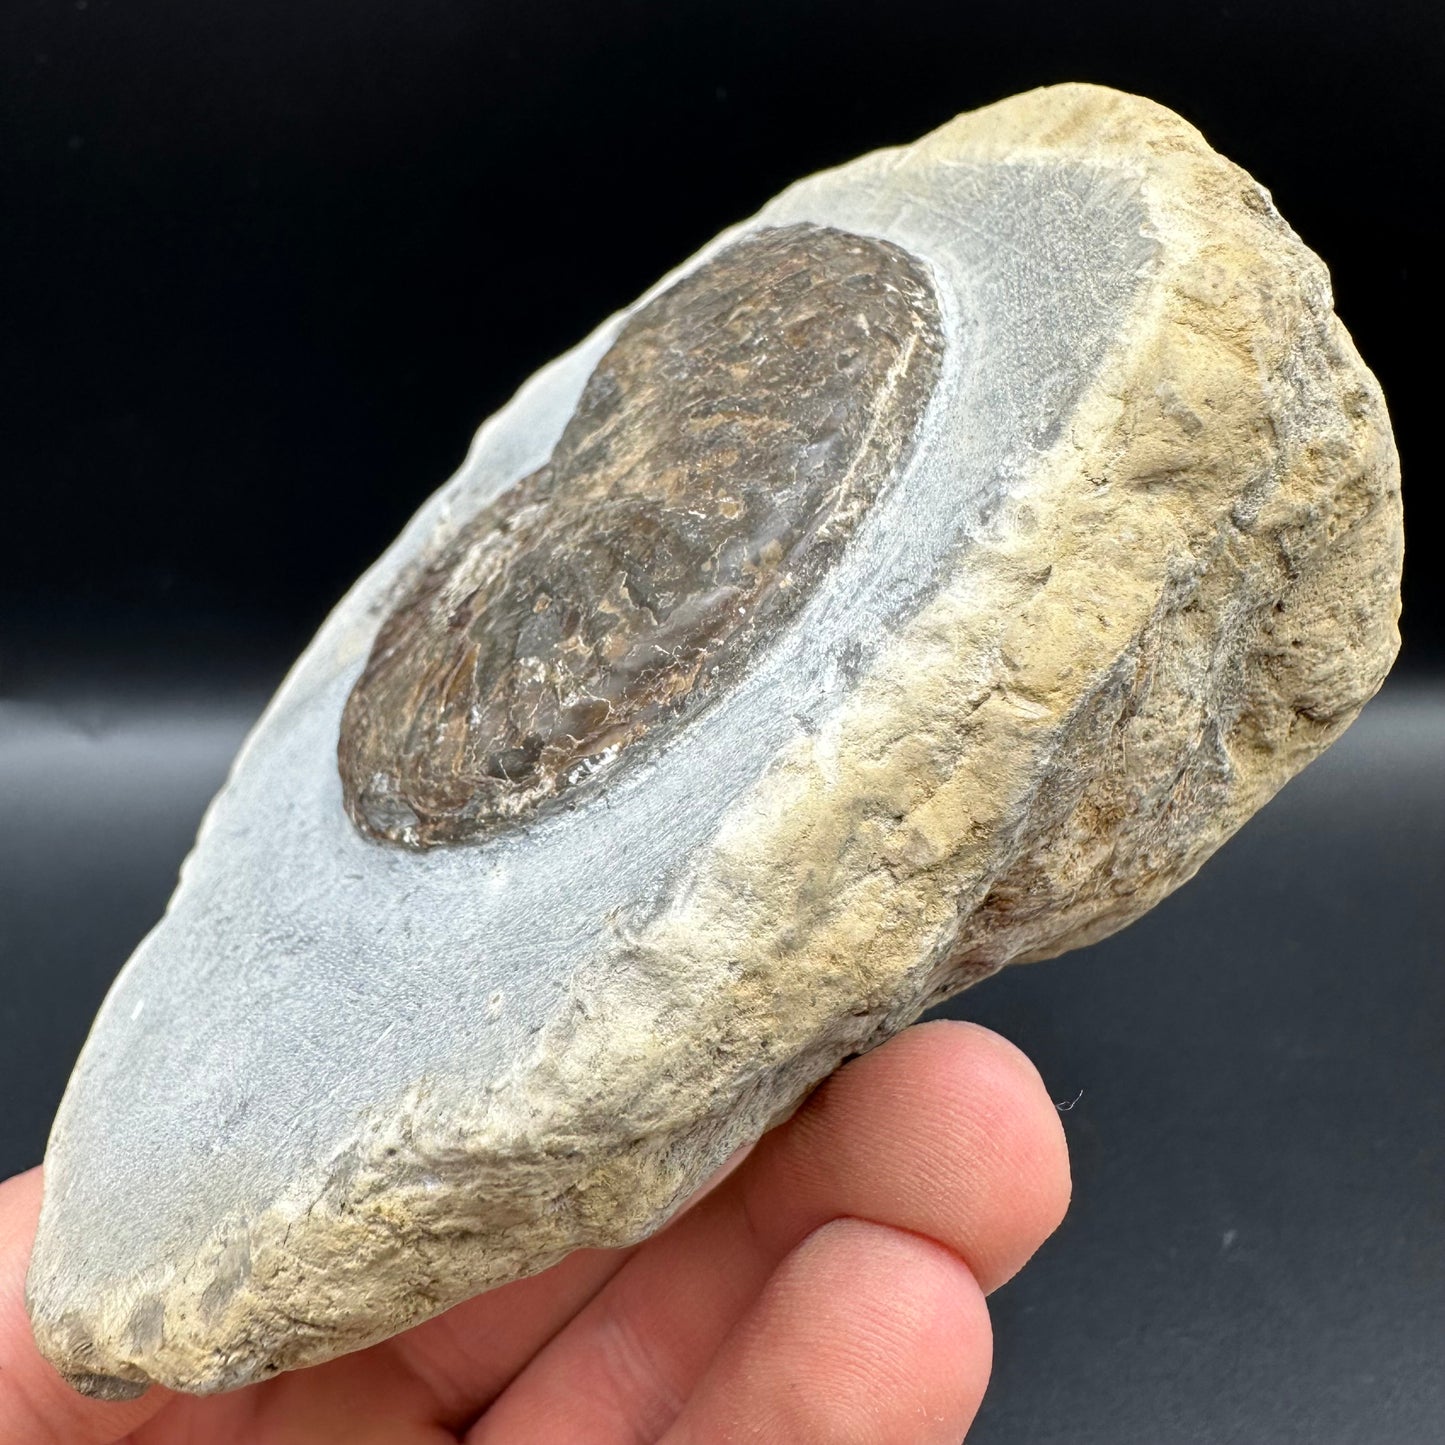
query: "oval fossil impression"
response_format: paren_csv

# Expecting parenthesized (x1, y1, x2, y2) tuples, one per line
(340, 223, 945, 846)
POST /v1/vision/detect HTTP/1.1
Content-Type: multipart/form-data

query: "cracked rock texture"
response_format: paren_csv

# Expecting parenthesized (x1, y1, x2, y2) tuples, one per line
(27, 83, 1402, 1398)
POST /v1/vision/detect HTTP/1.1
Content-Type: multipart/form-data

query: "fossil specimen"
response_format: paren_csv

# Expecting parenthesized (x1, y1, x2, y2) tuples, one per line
(341, 224, 944, 845)
(27, 84, 1402, 1399)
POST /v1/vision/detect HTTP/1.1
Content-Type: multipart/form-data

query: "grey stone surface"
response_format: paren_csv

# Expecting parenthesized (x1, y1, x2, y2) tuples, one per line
(27, 84, 1402, 1396)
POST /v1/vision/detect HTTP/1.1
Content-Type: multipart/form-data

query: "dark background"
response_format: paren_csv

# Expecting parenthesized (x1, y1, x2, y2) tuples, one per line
(2, 3, 1441, 1441)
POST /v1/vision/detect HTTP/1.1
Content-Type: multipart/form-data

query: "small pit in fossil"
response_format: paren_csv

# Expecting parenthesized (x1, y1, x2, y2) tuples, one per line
(339, 222, 944, 847)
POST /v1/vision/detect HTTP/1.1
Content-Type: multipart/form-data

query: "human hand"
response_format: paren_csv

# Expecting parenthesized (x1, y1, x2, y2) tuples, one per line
(0, 1021, 1069, 1444)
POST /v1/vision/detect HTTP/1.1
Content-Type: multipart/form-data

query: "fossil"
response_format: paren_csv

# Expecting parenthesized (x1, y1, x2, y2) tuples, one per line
(340, 224, 944, 846)
(27, 84, 1402, 1399)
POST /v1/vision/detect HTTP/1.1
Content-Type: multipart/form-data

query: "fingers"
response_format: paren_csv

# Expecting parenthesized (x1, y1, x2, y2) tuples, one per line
(747, 1020, 1071, 1294)
(0, 1168, 168, 1445)
(660, 1217, 992, 1445)
(385, 1245, 638, 1427)
(466, 1020, 1068, 1442)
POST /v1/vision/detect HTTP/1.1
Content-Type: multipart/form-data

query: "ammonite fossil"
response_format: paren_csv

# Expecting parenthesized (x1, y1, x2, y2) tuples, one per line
(340, 225, 944, 846)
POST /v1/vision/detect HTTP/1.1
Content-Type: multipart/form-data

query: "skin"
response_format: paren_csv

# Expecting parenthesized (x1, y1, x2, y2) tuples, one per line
(0, 1021, 1070, 1444)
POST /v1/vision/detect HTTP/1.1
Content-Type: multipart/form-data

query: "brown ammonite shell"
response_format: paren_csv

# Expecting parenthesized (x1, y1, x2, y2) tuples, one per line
(339, 222, 944, 847)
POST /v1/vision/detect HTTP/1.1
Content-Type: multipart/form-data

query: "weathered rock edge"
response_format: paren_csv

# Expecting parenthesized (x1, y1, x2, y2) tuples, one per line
(28, 83, 1402, 1396)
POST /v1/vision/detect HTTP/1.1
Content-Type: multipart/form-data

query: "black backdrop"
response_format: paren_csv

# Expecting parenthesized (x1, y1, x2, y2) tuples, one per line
(2, 4, 1442, 1443)
(2, 0, 1441, 685)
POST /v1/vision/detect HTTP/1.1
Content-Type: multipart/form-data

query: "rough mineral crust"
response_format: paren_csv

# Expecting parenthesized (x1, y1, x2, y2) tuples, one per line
(28, 83, 1402, 1399)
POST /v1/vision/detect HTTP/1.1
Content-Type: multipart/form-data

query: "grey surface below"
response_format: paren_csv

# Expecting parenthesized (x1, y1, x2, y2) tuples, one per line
(2, 680, 1440, 1443)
